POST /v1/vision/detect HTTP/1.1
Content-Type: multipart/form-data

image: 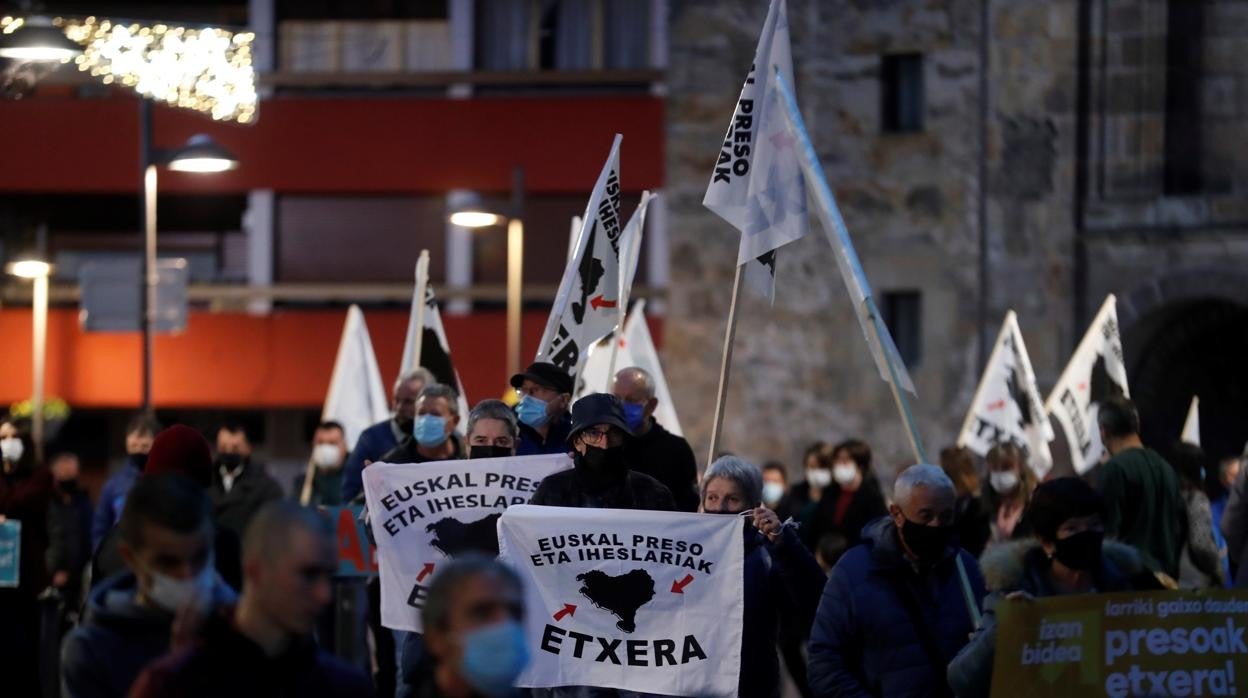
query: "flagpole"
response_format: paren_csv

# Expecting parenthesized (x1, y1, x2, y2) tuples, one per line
(411, 250, 430, 371)
(299, 457, 316, 507)
(707, 263, 745, 466)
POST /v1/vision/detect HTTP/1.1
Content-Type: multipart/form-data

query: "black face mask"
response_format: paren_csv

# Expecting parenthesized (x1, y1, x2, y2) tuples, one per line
(216, 453, 244, 471)
(1052, 530, 1103, 572)
(58, 479, 80, 494)
(574, 445, 627, 492)
(469, 445, 513, 460)
(130, 453, 149, 471)
(899, 518, 954, 564)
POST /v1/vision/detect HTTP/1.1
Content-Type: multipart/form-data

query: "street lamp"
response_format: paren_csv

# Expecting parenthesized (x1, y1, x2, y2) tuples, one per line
(447, 167, 525, 383)
(0, 17, 82, 61)
(140, 124, 238, 410)
(5, 256, 52, 462)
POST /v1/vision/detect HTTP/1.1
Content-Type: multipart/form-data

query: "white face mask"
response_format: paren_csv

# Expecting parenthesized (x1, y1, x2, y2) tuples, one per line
(146, 564, 216, 614)
(0, 437, 23, 464)
(833, 463, 859, 486)
(312, 443, 342, 470)
(807, 469, 833, 489)
(990, 470, 1020, 494)
(762, 481, 785, 505)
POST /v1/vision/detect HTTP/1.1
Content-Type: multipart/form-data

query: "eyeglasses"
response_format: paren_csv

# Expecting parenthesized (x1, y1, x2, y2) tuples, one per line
(579, 428, 612, 443)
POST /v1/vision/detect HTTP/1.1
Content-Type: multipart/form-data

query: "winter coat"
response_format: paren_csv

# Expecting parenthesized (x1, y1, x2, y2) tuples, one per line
(342, 419, 402, 503)
(92, 459, 140, 549)
(807, 518, 986, 698)
(516, 412, 573, 457)
(380, 434, 464, 466)
(739, 524, 827, 698)
(621, 418, 699, 513)
(1099, 446, 1186, 578)
(128, 613, 374, 698)
(946, 539, 1157, 698)
(530, 469, 676, 512)
(0, 464, 54, 592)
(46, 482, 92, 589)
(209, 463, 283, 541)
(953, 494, 992, 559)
(802, 475, 888, 551)
(1178, 488, 1223, 589)
(61, 572, 237, 698)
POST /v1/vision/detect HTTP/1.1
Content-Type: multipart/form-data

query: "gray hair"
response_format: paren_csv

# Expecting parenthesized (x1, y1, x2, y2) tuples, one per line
(424, 555, 523, 631)
(701, 455, 764, 508)
(467, 399, 518, 440)
(418, 383, 461, 416)
(893, 464, 956, 508)
(394, 367, 435, 395)
(613, 366, 656, 401)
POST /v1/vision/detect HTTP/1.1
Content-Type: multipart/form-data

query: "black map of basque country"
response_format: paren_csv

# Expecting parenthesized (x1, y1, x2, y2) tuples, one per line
(426, 514, 501, 557)
(1088, 353, 1126, 407)
(576, 569, 655, 633)
(571, 222, 605, 324)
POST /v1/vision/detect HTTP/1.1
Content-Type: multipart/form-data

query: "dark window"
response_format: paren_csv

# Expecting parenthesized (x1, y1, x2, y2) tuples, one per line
(882, 290, 922, 368)
(1163, 0, 1204, 195)
(881, 53, 924, 133)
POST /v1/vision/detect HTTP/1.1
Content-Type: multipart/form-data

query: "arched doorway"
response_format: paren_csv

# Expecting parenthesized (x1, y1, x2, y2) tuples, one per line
(1124, 299, 1248, 462)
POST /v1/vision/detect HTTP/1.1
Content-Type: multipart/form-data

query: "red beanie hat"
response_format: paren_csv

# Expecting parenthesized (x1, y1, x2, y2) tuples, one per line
(144, 424, 213, 488)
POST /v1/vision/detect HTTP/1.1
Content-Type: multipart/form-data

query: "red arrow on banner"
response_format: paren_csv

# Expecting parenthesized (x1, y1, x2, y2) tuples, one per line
(553, 603, 577, 621)
(416, 563, 435, 583)
(671, 574, 694, 594)
(590, 295, 617, 310)
(986, 399, 1006, 410)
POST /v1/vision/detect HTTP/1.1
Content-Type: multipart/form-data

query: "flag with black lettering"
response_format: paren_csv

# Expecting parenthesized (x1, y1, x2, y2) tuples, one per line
(498, 505, 743, 697)
(957, 311, 1055, 477)
(401, 280, 470, 420)
(702, 0, 806, 300)
(362, 454, 571, 632)
(1044, 295, 1130, 474)
(536, 134, 624, 383)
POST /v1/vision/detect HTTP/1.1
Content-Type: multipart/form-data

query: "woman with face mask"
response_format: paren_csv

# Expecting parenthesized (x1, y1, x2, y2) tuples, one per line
(947, 477, 1162, 698)
(700, 456, 826, 698)
(940, 446, 992, 558)
(789, 442, 833, 549)
(802, 439, 888, 551)
(982, 443, 1039, 550)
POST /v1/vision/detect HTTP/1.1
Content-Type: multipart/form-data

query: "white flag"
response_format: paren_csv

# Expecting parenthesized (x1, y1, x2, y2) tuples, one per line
(575, 301, 684, 437)
(323, 305, 391, 449)
(957, 312, 1055, 478)
(362, 454, 572, 632)
(536, 134, 624, 382)
(1182, 396, 1200, 446)
(401, 278, 471, 421)
(498, 505, 744, 697)
(1044, 295, 1130, 474)
(703, 0, 807, 300)
(617, 191, 652, 318)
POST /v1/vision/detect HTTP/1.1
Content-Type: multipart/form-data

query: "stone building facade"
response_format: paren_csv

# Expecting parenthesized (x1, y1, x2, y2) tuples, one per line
(662, 0, 1248, 478)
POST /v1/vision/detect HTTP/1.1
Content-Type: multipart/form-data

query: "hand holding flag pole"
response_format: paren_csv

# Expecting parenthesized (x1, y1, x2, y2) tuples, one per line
(772, 68, 981, 629)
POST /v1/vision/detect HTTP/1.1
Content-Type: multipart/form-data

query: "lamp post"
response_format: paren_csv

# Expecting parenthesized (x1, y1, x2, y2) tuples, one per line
(448, 167, 525, 382)
(6, 258, 52, 462)
(139, 106, 238, 410)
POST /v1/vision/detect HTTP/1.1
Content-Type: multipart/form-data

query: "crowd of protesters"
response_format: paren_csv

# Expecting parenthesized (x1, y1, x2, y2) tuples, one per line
(0, 360, 1241, 697)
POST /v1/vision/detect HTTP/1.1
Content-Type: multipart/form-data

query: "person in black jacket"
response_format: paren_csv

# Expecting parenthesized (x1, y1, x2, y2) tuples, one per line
(804, 439, 888, 551)
(46, 452, 93, 610)
(939, 445, 991, 559)
(211, 422, 282, 542)
(611, 366, 699, 512)
(702, 455, 826, 698)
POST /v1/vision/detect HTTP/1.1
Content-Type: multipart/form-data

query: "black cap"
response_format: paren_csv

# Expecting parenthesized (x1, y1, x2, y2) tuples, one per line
(509, 362, 574, 396)
(567, 393, 633, 442)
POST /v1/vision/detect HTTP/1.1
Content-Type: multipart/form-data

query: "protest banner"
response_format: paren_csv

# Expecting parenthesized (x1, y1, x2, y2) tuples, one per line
(0, 519, 19, 587)
(1044, 295, 1129, 474)
(322, 304, 390, 450)
(361, 453, 571, 632)
(957, 311, 1055, 478)
(1182, 395, 1200, 446)
(401, 271, 471, 420)
(498, 505, 744, 697)
(322, 505, 377, 577)
(992, 590, 1248, 697)
(535, 134, 624, 385)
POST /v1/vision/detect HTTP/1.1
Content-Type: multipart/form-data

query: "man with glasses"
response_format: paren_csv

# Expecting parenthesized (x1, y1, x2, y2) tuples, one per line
(510, 362, 575, 456)
(530, 393, 675, 511)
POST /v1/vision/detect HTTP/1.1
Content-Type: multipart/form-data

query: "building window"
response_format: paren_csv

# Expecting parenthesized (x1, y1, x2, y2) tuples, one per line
(881, 53, 924, 133)
(882, 290, 922, 368)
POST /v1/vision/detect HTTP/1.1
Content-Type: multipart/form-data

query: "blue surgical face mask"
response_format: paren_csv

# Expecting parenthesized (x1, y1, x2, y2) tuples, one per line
(516, 394, 551, 429)
(621, 401, 646, 432)
(414, 414, 448, 447)
(460, 619, 530, 697)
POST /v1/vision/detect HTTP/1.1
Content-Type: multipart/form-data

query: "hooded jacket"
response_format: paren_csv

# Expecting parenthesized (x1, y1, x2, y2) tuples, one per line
(61, 572, 237, 698)
(946, 539, 1157, 698)
(807, 518, 986, 698)
(529, 468, 675, 511)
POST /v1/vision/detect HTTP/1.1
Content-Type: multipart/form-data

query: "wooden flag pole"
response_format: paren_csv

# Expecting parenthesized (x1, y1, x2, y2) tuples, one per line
(707, 263, 745, 466)
(298, 457, 316, 507)
(411, 250, 430, 370)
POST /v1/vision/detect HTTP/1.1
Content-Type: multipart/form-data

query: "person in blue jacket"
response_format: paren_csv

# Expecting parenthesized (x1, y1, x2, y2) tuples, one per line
(340, 367, 433, 503)
(92, 413, 160, 549)
(808, 463, 986, 698)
